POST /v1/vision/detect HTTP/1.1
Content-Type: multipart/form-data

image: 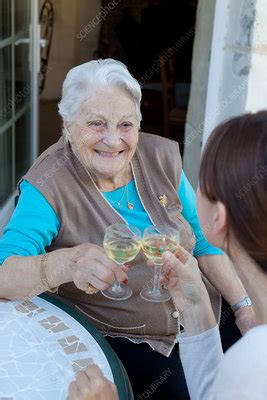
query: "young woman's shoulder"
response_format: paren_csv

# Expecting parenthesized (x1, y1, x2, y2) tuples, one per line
(212, 325, 267, 399)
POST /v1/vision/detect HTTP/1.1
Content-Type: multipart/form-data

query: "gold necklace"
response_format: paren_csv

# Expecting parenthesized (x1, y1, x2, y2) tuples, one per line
(114, 167, 134, 210)
(126, 183, 134, 210)
(115, 182, 134, 210)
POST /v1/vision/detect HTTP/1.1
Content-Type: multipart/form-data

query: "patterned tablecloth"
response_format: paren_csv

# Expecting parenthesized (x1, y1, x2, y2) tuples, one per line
(0, 296, 114, 400)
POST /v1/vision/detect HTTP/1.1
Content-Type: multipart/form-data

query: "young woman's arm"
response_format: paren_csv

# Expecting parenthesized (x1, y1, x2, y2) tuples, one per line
(179, 172, 255, 334)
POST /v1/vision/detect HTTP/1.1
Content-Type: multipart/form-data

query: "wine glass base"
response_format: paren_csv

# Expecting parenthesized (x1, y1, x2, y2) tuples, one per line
(101, 284, 133, 301)
(140, 287, 171, 303)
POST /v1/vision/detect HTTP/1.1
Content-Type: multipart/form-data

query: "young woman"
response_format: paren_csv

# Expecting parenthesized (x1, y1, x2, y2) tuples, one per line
(162, 110, 267, 399)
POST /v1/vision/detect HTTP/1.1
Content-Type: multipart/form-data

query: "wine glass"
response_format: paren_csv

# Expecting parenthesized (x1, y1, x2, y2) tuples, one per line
(101, 224, 141, 300)
(140, 225, 180, 303)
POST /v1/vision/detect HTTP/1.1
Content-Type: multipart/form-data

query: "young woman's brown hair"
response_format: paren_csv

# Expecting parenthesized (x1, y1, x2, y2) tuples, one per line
(199, 110, 267, 271)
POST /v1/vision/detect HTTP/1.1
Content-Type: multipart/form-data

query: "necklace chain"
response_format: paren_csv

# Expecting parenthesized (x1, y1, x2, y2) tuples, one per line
(114, 167, 134, 210)
(115, 184, 127, 206)
(115, 182, 134, 210)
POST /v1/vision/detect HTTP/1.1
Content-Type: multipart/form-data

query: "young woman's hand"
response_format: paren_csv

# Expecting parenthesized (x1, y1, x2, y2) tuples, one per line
(161, 247, 217, 335)
(67, 364, 118, 400)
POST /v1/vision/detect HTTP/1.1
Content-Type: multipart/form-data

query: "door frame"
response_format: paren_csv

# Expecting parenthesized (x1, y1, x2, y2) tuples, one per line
(0, 0, 40, 232)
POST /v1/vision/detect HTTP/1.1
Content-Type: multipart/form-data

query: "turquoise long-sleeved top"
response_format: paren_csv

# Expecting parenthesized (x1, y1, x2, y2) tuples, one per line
(0, 171, 222, 265)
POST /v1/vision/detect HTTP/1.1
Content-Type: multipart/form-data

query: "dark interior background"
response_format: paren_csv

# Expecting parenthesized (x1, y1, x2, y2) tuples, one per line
(39, 0, 198, 154)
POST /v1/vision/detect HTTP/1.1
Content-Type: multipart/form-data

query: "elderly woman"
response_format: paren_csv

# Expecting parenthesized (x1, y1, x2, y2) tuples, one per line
(0, 59, 254, 399)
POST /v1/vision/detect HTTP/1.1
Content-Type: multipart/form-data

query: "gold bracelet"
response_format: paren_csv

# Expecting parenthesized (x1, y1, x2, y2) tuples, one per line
(40, 254, 58, 294)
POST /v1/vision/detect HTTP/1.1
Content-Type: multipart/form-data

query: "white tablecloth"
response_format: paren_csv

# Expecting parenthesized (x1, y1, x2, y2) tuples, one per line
(0, 297, 114, 400)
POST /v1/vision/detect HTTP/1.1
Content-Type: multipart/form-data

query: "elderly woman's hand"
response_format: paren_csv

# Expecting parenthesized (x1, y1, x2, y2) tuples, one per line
(67, 364, 118, 400)
(70, 243, 129, 292)
(161, 247, 217, 335)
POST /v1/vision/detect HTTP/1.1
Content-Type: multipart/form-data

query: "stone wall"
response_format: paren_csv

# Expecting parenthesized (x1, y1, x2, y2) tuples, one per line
(183, 0, 267, 189)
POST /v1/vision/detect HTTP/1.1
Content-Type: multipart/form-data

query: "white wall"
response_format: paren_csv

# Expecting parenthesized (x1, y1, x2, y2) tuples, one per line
(202, 0, 252, 146)
(184, 0, 267, 188)
(246, 0, 267, 112)
(183, 0, 216, 189)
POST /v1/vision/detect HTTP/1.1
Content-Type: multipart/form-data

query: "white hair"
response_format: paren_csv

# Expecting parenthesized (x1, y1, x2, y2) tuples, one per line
(58, 59, 142, 136)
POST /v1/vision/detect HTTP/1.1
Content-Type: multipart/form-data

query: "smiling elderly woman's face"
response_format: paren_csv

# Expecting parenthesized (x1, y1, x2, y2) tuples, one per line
(67, 86, 139, 182)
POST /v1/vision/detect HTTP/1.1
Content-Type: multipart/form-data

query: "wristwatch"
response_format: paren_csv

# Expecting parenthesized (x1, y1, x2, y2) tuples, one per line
(231, 296, 252, 313)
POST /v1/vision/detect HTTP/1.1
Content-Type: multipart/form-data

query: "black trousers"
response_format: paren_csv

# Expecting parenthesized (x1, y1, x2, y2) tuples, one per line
(107, 299, 241, 400)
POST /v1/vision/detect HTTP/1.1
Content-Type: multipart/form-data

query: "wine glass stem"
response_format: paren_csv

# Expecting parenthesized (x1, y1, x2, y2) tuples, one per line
(111, 281, 122, 293)
(151, 263, 163, 295)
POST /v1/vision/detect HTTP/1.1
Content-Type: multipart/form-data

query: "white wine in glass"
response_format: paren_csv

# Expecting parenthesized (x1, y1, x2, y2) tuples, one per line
(140, 226, 180, 303)
(102, 224, 141, 300)
(104, 238, 141, 265)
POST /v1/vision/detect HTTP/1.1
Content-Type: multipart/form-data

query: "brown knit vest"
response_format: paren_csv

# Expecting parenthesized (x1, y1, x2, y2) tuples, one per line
(22, 132, 221, 356)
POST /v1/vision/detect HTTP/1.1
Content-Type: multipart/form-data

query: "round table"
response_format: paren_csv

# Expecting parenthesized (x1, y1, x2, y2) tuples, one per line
(40, 293, 134, 400)
(0, 293, 133, 400)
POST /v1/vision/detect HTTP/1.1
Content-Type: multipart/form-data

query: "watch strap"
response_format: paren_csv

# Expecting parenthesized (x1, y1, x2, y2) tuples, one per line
(231, 296, 252, 313)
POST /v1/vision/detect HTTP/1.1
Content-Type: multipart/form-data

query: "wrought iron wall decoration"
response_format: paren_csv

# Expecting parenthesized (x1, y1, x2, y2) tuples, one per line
(39, 0, 54, 93)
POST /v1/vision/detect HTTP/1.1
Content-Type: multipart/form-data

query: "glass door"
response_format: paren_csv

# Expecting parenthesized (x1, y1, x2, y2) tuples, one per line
(0, 0, 39, 230)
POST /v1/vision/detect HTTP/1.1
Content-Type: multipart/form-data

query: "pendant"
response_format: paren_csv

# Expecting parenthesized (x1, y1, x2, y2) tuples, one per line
(127, 201, 134, 210)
